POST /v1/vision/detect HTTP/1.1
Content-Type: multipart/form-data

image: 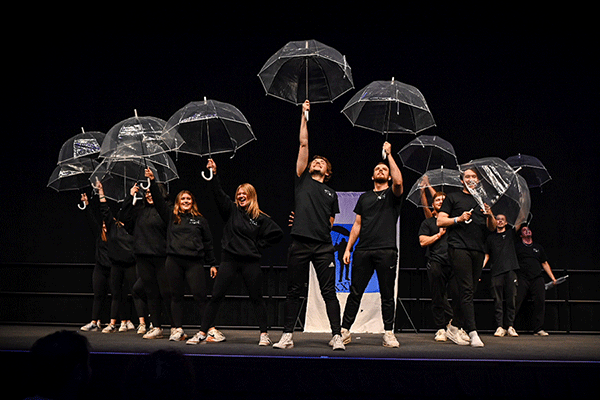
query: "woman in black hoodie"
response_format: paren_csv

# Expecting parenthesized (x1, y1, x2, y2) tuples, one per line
(147, 168, 217, 342)
(121, 181, 173, 339)
(95, 181, 147, 333)
(186, 159, 283, 346)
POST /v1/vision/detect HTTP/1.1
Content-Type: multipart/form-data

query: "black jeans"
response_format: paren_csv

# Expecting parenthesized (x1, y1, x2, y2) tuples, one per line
(448, 248, 484, 333)
(202, 259, 267, 333)
(515, 274, 546, 333)
(91, 263, 111, 321)
(342, 248, 397, 331)
(282, 238, 341, 335)
(426, 259, 456, 330)
(491, 270, 517, 328)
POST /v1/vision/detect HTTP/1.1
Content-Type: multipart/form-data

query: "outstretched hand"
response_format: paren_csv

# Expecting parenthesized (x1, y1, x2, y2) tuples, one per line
(206, 159, 217, 174)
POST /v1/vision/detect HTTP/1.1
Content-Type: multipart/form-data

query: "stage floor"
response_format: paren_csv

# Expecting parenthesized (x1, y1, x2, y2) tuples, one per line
(3, 325, 599, 399)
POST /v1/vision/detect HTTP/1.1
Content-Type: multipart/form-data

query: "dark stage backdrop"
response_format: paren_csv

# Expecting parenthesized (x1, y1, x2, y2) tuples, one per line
(2, 7, 597, 280)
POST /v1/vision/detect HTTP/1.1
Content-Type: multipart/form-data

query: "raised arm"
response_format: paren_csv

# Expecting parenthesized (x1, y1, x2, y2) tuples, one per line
(383, 141, 403, 197)
(296, 100, 310, 177)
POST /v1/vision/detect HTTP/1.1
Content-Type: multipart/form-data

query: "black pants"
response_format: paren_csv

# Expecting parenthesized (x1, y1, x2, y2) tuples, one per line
(91, 263, 111, 321)
(136, 255, 172, 328)
(202, 258, 267, 333)
(448, 248, 484, 333)
(166, 255, 208, 328)
(282, 238, 341, 335)
(515, 274, 545, 333)
(109, 261, 145, 321)
(342, 248, 397, 331)
(426, 259, 455, 330)
(491, 270, 517, 328)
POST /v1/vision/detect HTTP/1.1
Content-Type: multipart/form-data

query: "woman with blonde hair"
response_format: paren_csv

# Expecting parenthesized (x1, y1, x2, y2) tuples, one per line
(146, 168, 218, 342)
(186, 159, 283, 346)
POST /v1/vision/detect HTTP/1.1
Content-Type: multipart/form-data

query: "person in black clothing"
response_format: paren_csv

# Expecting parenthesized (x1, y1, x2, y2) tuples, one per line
(122, 181, 173, 339)
(186, 159, 283, 346)
(95, 181, 147, 334)
(80, 193, 111, 332)
(340, 141, 403, 348)
(273, 100, 344, 350)
(437, 167, 497, 347)
(483, 214, 520, 337)
(514, 225, 557, 336)
(146, 168, 218, 342)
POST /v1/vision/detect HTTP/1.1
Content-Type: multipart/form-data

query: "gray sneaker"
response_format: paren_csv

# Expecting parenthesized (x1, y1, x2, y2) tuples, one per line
(534, 330, 549, 336)
(142, 327, 164, 339)
(446, 323, 469, 345)
(382, 332, 400, 348)
(81, 321, 100, 332)
(206, 328, 226, 342)
(341, 328, 351, 344)
(169, 328, 187, 341)
(273, 333, 294, 349)
(258, 333, 272, 346)
(186, 331, 206, 345)
(137, 323, 147, 335)
(507, 326, 519, 337)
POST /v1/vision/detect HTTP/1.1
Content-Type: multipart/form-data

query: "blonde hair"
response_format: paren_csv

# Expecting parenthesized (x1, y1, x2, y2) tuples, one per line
(173, 190, 202, 224)
(235, 183, 267, 220)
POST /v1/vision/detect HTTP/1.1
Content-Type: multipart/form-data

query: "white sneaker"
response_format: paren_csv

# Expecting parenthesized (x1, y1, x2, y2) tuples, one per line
(469, 331, 484, 347)
(80, 321, 100, 332)
(446, 323, 469, 345)
(382, 331, 400, 348)
(258, 333, 272, 346)
(534, 330, 549, 336)
(142, 327, 164, 339)
(507, 326, 519, 337)
(330, 334, 346, 350)
(458, 328, 471, 342)
(206, 328, 226, 342)
(169, 327, 187, 341)
(126, 321, 135, 330)
(494, 327, 507, 337)
(434, 329, 447, 342)
(186, 331, 206, 345)
(102, 324, 117, 334)
(341, 327, 351, 344)
(273, 333, 294, 349)
(137, 323, 147, 335)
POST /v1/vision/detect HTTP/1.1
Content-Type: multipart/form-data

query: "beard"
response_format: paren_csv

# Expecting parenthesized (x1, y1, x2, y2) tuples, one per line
(373, 176, 389, 184)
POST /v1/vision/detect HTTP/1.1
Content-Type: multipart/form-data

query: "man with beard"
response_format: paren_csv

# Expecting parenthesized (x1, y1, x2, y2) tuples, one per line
(273, 100, 344, 350)
(339, 141, 403, 348)
(514, 226, 557, 336)
(437, 167, 497, 347)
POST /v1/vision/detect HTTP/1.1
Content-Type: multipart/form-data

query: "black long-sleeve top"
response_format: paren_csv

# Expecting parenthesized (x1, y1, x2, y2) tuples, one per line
(83, 200, 111, 268)
(120, 193, 168, 257)
(210, 174, 283, 262)
(99, 201, 135, 265)
(150, 180, 216, 265)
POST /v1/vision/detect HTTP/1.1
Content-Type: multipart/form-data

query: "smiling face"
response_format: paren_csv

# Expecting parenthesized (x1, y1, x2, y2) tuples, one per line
(432, 193, 446, 212)
(462, 168, 479, 190)
(178, 192, 193, 212)
(145, 190, 153, 204)
(308, 155, 332, 181)
(496, 214, 507, 229)
(236, 187, 249, 209)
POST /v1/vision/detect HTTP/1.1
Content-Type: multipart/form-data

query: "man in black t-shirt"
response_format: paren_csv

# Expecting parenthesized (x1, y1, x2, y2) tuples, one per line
(514, 226, 557, 336)
(483, 214, 520, 337)
(340, 142, 403, 348)
(273, 101, 344, 350)
(437, 167, 497, 347)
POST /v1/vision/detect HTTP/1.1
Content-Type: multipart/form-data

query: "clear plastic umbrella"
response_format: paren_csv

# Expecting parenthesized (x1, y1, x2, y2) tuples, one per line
(398, 135, 458, 174)
(56, 128, 105, 165)
(90, 150, 178, 203)
(163, 98, 256, 180)
(460, 158, 530, 227)
(47, 158, 100, 209)
(406, 167, 463, 209)
(505, 153, 552, 189)
(258, 39, 354, 121)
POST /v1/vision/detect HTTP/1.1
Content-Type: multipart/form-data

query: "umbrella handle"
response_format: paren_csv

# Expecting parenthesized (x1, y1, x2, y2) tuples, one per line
(140, 178, 151, 190)
(464, 208, 474, 224)
(202, 168, 214, 181)
(382, 149, 387, 160)
(78, 202, 87, 210)
(304, 109, 309, 122)
(132, 194, 143, 205)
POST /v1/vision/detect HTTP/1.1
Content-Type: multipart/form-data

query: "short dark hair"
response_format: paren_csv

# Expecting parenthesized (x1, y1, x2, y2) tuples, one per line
(312, 155, 332, 181)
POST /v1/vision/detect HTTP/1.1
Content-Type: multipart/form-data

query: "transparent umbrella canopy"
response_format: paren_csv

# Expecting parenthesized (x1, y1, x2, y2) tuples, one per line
(258, 39, 354, 120)
(398, 135, 458, 175)
(460, 157, 530, 227)
(56, 128, 105, 165)
(47, 158, 100, 209)
(506, 153, 552, 189)
(406, 167, 463, 209)
(163, 98, 256, 180)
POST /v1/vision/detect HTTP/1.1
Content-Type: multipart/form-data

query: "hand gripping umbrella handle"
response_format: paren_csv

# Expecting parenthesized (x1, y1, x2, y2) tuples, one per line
(464, 208, 474, 224)
(78, 202, 87, 210)
(132, 194, 144, 205)
(304, 109, 309, 122)
(382, 149, 387, 160)
(202, 168, 214, 181)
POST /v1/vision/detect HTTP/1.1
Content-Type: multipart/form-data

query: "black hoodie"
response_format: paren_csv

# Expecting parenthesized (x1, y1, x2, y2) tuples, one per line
(121, 192, 168, 257)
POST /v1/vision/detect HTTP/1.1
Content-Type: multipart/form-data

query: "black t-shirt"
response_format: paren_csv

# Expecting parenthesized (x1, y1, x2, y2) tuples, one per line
(290, 168, 340, 243)
(485, 229, 519, 276)
(439, 190, 489, 253)
(354, 187, 402, 251)
(418, 216, 449, 265)
(515, 240, 548, 280)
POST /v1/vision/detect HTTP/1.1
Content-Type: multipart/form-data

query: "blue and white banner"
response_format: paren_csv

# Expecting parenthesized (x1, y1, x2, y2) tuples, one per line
(304, 192, 399, 333)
